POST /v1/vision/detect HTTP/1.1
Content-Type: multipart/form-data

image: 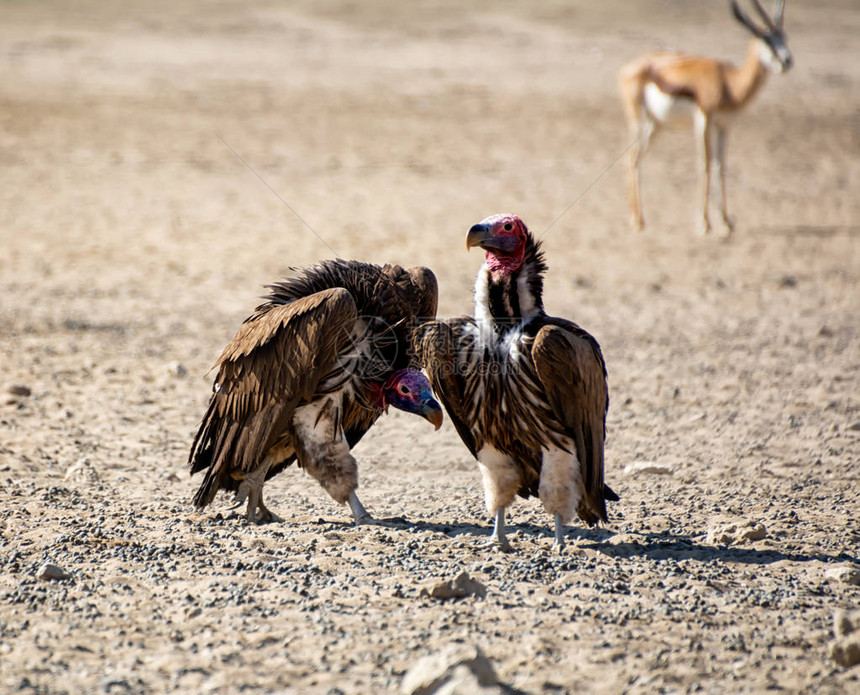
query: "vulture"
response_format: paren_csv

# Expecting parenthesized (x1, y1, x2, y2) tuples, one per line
(415, 214, 617, 550)
(189, 259, 443, 524)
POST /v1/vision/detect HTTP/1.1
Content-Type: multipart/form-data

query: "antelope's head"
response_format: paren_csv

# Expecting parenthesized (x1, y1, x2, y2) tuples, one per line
(731, 0, 793, 73)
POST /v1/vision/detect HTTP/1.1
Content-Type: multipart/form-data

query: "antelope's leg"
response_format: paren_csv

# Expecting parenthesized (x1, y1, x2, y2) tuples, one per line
(715, 126, 734, 234)
(628, 118, 655, 232)
(695, 109, 713, 235)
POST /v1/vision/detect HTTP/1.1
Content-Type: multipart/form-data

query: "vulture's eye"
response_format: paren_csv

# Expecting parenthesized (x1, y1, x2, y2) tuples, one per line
(503, 223, 513, 232)
(399, 385, 410, 395)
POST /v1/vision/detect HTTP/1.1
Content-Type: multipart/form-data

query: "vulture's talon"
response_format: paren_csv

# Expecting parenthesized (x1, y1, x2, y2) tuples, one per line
(493, 542, 514, 554)
(488, 537, 513, 554)
(256, 509, 283, 524)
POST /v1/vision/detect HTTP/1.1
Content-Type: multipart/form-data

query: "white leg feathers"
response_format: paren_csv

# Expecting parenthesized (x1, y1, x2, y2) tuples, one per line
(477, 445, 520, 516)
(292, 396, 359, 508)
(539, 443, 582, 545)
(477, 445, 520, 551)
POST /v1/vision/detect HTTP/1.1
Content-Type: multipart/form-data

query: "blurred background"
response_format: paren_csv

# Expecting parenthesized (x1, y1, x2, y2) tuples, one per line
(2, 0, 857, 315)
(0, 1, 858, 692)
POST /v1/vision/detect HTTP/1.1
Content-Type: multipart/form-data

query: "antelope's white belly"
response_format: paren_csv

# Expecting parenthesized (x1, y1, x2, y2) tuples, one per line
(643, 83, 695, 129)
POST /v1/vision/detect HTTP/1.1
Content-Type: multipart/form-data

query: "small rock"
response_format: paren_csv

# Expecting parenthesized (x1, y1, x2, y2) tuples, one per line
(735, 522, 767, 542)
(609, 533, 641, 546)
(623, 461, 673, 476)
(833, 610, 857, 638)
(829, 636, 860, 668)
(824, 566, 860, 586)
(434, 665, 507, 695)
(706, 521, 767, 546)
(401, 644, 497, 695)
(420, 571, 486, 601)
(7, 385, 31, 397)
(167, 361, 187, 377)
(64, 458, 100, 484)
(37, 563, 72, 581)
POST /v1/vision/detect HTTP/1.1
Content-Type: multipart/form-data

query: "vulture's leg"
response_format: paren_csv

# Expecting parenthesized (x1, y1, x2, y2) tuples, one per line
(489, 507, 513, 553)
(476, 445, 519, 552)
(236, 457, 279, 524)
(539, 443, 578, 549)
(554, 514, 566, 549)
(231, 483, 249, 511)
(246, 484, 262, 524)
(292, 397, 362, 522)
(347, 490, 373, 525)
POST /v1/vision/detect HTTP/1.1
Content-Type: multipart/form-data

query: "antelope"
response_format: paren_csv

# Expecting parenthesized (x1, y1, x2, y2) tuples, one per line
(619, 0, 792, 235)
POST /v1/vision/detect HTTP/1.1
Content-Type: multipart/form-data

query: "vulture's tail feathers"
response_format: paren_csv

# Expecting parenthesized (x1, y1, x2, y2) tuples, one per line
(189, 398, 224, 509)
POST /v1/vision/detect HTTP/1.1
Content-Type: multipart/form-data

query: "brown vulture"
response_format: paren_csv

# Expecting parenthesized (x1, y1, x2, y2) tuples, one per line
(415, 214, 618, 550)
(189, 259, 443, 524)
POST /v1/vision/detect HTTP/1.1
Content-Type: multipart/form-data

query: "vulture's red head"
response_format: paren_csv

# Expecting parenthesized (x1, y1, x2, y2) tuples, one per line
(372, 368, 443, 430)
(466, 213, 528, 275)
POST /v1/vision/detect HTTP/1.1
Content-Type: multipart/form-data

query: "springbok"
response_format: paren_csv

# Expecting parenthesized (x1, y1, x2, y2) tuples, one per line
(619, 0, 793, 235)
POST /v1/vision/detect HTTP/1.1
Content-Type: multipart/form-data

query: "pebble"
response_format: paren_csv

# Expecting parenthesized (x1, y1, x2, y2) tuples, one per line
(833, 610, 858, 638)
(706, 521, 767, 546)
(824, 566, 860, 586)
(400, 644, 498, 695)
(37, 563, 72, 581)
(829, 636, 860, 668)
(420, 571, 486, 601)
(623, 461, 673, 476)
(167, 361, 187, 377)
(608, 533, 642, 546)
(7, 385, 31, 397)
(64, 459, 100, 484)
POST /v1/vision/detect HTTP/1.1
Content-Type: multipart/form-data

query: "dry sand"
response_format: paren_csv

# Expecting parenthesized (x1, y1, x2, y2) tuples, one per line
(1, 1, 858, 693)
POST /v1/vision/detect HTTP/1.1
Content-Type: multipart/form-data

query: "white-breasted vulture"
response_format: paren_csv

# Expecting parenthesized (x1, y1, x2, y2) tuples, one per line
(189, 259, 443, 524)
(415, 214, 618, 550)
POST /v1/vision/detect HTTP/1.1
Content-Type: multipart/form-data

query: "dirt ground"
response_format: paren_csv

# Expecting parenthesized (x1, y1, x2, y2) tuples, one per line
(1, 1, 858, 693)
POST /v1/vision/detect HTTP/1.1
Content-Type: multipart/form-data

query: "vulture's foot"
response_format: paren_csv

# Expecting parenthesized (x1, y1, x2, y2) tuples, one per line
(553, 513, 567, 550)
(487, 535, 513, 553)
(348, 491, 374, 525)
(237, 481, 282, 524)
(255, 499, 283, 524)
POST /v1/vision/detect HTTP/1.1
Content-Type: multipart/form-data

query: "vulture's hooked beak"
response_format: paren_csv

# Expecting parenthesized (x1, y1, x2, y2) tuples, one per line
(466, 223, 491, 251)
(421, 398, 444, 430)
(466, 223, 512, 252)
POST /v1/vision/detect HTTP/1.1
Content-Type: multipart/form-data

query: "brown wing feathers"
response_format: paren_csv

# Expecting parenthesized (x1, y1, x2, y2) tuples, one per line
(532, 323, 609, 524)
(189, 261, 439, 511)
(414, 320, 479, 458)
(189, 289, 357, 507)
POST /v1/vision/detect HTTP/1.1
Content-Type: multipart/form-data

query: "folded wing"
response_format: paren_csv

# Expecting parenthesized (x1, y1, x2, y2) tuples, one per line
(189, 287, 357, 506)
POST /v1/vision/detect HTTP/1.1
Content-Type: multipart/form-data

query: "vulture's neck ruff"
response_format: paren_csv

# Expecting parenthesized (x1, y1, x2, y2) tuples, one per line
(475, 234, 547, 340)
